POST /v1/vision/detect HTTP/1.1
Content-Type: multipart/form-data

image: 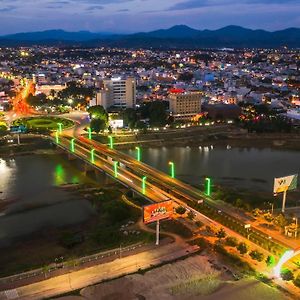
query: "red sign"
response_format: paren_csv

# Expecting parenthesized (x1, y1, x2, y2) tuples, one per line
(143, 200, 173, 224)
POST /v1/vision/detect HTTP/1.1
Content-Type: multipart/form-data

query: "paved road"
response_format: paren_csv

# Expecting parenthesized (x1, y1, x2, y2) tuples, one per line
(0, 242, 199, 300)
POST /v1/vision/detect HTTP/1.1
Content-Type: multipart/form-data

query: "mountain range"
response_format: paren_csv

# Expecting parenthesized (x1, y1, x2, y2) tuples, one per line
(1, 25, 300, 48)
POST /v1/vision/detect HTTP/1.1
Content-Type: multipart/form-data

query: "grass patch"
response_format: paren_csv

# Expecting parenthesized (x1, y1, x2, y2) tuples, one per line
(13, 116, 74, 132)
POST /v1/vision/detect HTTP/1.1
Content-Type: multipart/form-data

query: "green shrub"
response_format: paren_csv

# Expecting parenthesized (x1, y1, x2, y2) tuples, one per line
(225, 236, 238, 247)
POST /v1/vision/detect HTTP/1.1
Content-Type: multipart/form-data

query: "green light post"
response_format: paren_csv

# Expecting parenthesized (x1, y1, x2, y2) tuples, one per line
(142, 176, 147, 195)
(136, 146, 141, 162)
(108, 136, 114, 149)
(113, 161, 118, 178)
(169, 161, 175, 179)
(70, 138, 75, 152)
(87, 127, 92, 140)
(55, 131, 59, 144)
(205, 177, 211, 196)
(57, 123, 63, 134)
(90, 148, 95, 164)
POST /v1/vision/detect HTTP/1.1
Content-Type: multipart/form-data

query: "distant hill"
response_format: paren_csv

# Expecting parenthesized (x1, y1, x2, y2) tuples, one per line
(1, 25, 300, 48)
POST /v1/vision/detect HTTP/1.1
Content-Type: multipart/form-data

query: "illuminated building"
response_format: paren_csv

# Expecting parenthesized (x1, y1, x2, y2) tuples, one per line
(169, 89, 202, 121)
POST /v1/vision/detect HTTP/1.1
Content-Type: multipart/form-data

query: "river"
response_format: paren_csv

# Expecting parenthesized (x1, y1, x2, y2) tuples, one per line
(124, 145, 300, 192)
(0, 154, 95, 247)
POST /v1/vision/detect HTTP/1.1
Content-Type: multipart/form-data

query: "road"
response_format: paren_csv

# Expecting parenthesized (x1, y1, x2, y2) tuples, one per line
(0, 242, 199, 300)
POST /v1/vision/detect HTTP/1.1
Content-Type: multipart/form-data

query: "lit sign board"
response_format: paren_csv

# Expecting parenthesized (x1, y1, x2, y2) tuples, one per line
(143, 200, 173, 224)
(274, 174, 298, 194)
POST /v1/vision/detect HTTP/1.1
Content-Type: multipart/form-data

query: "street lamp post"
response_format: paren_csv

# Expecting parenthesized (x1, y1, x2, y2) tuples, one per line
(169, 161, 175, 179)
(293, 217, 298, 238)
(87, 127, 92, 140)
(70, 138, 75, 153)
(108, 136, 114, 149)
(205, 177, 211, 196)
(136, 146, 141, 162)
(113, 161, 118, 178)
(90, 149, 95, 164)
(142, 176, 147, 195)
(55, 131, 59, 144)
(57, 123, 63, 134)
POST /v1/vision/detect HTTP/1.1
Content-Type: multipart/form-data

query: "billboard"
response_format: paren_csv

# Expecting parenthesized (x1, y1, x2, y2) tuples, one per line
(143, 200, 173, 224)
(274, 174, 298, 194)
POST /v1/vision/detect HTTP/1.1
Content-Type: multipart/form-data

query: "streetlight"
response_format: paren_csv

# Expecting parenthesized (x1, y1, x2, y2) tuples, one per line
(142, 176, 147, 195)
(136, 146, 141, 162)
(293, 217, 298, 238)
(108, 136, 113, 149)
(169, 161, 175, 179)
(55, 130, 59, 144)
(113, 161, 118, 178)
(87, 127, 92, 140)
(70, 138, 75, 152)
(90, 148, 95, 164)
(57, 123, 63, 134)
(205, 177, 211, 196)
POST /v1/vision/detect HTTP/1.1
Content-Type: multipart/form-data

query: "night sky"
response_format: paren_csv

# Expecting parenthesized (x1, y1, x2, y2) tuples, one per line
(0, 0, 299, 34)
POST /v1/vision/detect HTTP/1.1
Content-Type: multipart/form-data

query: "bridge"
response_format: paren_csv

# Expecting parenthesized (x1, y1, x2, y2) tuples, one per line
(52, 132, 292, 260)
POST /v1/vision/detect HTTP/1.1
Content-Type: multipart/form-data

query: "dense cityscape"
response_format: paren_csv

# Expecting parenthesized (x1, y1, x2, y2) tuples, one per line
(0, 2, 300, 300)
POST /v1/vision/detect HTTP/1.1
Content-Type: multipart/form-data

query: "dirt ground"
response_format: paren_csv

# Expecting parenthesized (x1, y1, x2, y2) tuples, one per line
(57, 255, 292, 300)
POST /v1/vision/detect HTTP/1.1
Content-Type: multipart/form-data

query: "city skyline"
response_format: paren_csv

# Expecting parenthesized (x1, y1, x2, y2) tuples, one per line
(0, 0, 299, 35)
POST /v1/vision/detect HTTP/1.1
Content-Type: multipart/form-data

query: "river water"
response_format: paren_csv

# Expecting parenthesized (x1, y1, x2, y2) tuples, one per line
(124, 145, 300, 192)
(0, 154, 95, 247)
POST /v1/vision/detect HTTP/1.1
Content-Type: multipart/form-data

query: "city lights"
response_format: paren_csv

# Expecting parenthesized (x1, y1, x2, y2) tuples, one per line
(113, 161, 118, 178)
(142, 176, 147, 194)
(87, 127, 92, 140)
(57, 123, 63, 134)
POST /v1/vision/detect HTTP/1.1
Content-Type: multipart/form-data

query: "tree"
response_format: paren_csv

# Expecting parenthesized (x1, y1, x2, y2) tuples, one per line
(266, 255, 275, 267)
(225, 236, 238, 247)
(175, 206, 186, 215)
(141, 101, 168, 127)
(293, 274, 300, 288)
(87, 105, 108, 131)
(249, 250, 264, 262)
(216, 228, 226, 240)
(187, 211, 195, 220)
(122, 108, 137, 129)
(90, 118, 106, 133)
(237, 242, 248, 255)
(281, 269, 294, 281)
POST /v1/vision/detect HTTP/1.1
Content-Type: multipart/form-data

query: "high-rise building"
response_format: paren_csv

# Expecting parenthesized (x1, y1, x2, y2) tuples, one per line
(169, 89, 202, 121)
(92, 76, 136, 109)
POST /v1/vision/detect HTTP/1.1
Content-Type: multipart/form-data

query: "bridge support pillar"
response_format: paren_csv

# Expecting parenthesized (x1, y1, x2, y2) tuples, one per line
(83, 162, 96, 175)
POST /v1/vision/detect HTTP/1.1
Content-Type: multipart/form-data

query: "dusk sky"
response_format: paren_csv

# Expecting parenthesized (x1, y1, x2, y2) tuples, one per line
(0, 0, 299, 35)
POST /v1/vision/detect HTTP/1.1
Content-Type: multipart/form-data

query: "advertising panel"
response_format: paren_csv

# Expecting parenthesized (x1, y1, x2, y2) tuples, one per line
(143, 200, 173, 224)
(274, 174, 298, 194)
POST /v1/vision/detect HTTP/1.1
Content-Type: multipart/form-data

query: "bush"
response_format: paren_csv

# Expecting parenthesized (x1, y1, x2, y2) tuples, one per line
(249, 250, 264, 262)
(281, 269, 294, 281)
(266, 255, 275, 267)
(225, 236, 238, 247)
(237, 242, 248, 255)
(216, 228, 226, 239)
(175, 206, 186, 215)
(293, 274, 300, 288)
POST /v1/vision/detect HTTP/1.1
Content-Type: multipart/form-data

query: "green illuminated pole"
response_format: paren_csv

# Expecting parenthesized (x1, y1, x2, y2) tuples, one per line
(87, 127, 92, 140)
(142, 176, 147, 195)
(136, 146, 141, 162)
(108, 136, 113, 149)
(169, 161, 175, 179)
(57, 123, 63, 134)
(70, 138, 75, 152)
(90, 148, 95, 164)
(113, 161, 118, 178)
(205, 177, 211, 196)
(55, 131, 59, 144)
